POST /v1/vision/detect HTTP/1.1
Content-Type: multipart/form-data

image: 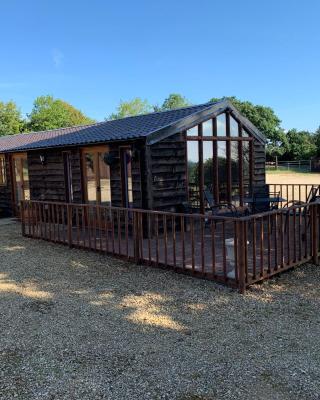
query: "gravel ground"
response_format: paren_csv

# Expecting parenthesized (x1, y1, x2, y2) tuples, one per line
(0, 221, 319, 400)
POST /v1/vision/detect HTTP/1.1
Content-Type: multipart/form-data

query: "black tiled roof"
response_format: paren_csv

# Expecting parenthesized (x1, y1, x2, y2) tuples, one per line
(0, 102, 218, 152)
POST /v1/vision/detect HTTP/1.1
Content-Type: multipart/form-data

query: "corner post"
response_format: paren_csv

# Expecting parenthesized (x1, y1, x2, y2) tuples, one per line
(312, 204, 319, 264)
(67, 204, 73, 248)
(21, 201, 25, 236)
(133, 211, 140, 263)
(237, 219, 246, 294)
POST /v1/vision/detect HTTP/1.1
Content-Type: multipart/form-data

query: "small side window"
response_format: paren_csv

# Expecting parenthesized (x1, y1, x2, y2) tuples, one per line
(0, 155, 6, 186)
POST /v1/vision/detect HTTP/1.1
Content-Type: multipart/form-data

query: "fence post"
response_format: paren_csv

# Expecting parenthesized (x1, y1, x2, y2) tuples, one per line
(312, 204, 319, 264)
(21, 201, 25, 236)
(237, 219, 246, 294)
(67, 204, 73, 248)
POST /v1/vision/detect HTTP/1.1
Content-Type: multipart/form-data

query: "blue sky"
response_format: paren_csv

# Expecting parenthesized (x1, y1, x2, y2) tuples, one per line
(1, 0, 320, 131)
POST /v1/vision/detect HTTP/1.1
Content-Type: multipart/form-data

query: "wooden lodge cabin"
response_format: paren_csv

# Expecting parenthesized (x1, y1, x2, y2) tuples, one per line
(0, 99, 266, 218)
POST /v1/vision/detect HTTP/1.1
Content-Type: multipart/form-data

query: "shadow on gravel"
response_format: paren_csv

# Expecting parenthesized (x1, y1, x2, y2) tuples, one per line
(0, 223, 319, 399)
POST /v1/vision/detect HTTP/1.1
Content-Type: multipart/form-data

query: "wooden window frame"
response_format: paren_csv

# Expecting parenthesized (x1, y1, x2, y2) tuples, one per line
(119, 145, 133, 208)
(185, 113, 254, 214)
(0, 154, 6, 186)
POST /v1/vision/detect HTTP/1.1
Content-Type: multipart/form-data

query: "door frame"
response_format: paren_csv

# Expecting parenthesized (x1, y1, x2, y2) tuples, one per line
(11, 152, 29, 216)
(81, 145, 110, 205)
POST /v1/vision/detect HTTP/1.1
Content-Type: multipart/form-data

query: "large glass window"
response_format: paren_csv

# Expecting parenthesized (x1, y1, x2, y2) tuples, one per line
(231, 141, 240, 203)
(0, 155, 6, 186)
(202, 119, 213, 136)
(203, 141, 213, 206)
(217, 113, 226, 136)
(99, 153, 111, 206)
(230, 116, 239, 137)
(187, 141, 199, 208)
(187, 126, 198, 136)
(186, 115, 253, 212)
(217, 141, 227, 202)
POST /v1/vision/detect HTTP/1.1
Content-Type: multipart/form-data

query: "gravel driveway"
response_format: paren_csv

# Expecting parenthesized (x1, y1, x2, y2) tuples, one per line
(0, 221, 319, 400)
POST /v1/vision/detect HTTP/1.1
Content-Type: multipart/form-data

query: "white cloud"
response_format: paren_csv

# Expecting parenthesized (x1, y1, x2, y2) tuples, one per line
(52, 48, 64, 68)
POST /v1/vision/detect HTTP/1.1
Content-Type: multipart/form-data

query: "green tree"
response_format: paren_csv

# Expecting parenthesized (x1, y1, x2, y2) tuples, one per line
(0, 101, 24, 136)
(210, 96, 287, 158)
(154, 93, 191, 112)
(27, 95, 95, 131)
(283, 129, 317, 160)
(312, 126, 320, 157)
(108, 98, 152, 120)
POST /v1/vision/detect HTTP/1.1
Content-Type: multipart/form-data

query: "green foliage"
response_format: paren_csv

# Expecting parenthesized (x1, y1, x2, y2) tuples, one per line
(27, 95, 95, 131)
(108, 98, 152, 120)
(312, 126, 320, 157)
(154, 93, 191, 112)
(281, 129, 317, 160)
(0, 101, 24, 136)
(210, 96, 287, 158)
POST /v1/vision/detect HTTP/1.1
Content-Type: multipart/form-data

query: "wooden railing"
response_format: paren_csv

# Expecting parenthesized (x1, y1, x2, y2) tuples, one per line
(268, 183, 320, 206)
(20, 199, 320, 292)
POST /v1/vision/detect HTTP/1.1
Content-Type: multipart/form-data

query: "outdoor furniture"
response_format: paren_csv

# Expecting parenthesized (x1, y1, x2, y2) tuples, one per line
(244, 192, 285, 213)
(204, 189, 249, 217)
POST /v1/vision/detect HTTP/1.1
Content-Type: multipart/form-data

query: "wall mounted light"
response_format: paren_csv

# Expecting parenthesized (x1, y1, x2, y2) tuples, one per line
(39, 154, 46, 165)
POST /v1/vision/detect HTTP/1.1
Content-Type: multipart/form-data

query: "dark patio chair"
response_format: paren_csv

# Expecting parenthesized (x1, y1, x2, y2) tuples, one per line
(204, 189, 249, 217)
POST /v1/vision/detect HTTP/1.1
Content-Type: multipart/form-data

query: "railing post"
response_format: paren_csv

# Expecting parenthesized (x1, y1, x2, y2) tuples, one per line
(21, 201, 26, 236)
(236, 219, 246, 294)
(133, 211, 140, 263)
(67, 204, 73, 248)
(312, 204, 319, 265)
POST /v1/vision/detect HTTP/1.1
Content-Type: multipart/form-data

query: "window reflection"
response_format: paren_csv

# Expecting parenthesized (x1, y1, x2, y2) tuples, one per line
(231, 142, 239, 204)
(85, 153, 97, 203)
(187, 141, 199, 209)
(203, 141, 213, 208)
(202, 120, 213, 136)
(230, 116, 238, 137)
(217, 113, 226, 136)
(187, 126, 198, 136)
(218, 141, 227, 202)
(99, 153, 111, 206)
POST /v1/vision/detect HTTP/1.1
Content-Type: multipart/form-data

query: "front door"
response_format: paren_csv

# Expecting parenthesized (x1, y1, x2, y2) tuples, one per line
(82, 147, 111, 206)
(12, 153, 30, 214)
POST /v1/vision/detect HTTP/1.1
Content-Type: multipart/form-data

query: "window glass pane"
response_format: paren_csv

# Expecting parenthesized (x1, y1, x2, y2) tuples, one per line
(231, 141, 239, 204)
(203, 141, 214, 208)
(230, 116, 239, 137)
(243, 142, 250, 194)
(0, 156, 6, 185)
(218, 141, 227, 202)
(217, 113, 226, 136)
(202, 119, 213, 136)
(187, 126, 198, 136)
(99, 153, 111, 206)
(121, 149, 133, 207)
(242, 128, 249, 138)
(187, 141, 199, 208)
(85, 153, 97, 203)
(22, 159, 30, 200)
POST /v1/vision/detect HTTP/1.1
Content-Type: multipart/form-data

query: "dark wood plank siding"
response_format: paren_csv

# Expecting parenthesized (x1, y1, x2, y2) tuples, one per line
(253, 139, 266, 187)
(28, 148, 82, 203)
(149, 132, 187, 212)
(0, 154, 13, 216)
